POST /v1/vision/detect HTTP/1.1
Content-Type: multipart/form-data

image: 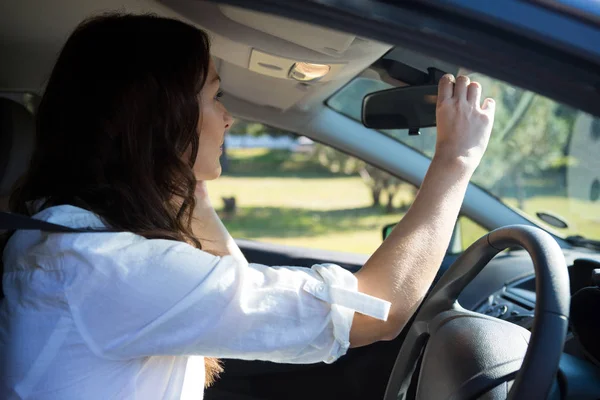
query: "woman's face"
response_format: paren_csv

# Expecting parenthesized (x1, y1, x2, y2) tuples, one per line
(193, 59, 233, 180)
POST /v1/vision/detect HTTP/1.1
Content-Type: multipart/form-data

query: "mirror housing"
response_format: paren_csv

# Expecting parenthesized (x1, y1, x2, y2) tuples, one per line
(361, 66, 445, 133)
(362, 84, 438, 133)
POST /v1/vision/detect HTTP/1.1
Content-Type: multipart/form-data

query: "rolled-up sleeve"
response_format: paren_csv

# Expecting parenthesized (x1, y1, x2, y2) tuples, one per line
(63, 234, 390, 364)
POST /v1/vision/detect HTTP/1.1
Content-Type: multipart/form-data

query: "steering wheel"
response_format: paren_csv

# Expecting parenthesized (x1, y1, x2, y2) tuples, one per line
(383, 225, 570, 400)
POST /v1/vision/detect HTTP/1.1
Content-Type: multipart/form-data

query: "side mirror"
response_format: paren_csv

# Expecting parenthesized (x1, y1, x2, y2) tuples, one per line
(382, 223, 395, 241)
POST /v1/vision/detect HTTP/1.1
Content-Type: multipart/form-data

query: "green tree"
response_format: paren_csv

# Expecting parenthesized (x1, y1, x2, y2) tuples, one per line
(221, 118, 294, 172)
(314, 144, 415, 211)
(229, 118, 292, 137)
(317, 77, 418, 211)
(471, 75, 576, 207)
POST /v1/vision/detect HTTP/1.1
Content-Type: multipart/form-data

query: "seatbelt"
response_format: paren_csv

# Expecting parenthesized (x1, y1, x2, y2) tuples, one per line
(0, 211, 101, 233)
(0, 211, 104, 301)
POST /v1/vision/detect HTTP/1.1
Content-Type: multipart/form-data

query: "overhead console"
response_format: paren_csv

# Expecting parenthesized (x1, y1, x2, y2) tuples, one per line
(157, 0, 391, 113)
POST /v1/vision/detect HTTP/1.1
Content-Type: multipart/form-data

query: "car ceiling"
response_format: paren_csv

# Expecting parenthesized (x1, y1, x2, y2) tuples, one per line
(0, 0, 547, 234)
(0, 0, 392, 132)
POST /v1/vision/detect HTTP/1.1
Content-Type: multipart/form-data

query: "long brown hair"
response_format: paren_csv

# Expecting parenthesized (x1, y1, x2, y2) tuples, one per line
(2, 13, 224, 385)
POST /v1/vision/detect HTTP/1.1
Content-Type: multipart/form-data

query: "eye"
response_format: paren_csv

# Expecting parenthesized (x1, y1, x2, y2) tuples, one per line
(214, 90, 224, 101)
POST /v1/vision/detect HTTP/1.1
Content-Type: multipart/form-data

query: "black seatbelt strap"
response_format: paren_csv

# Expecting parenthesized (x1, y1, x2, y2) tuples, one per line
(0, 211, 103, 233)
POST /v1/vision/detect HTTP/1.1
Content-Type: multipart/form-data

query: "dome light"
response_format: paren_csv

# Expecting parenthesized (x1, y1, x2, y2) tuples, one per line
(288, 62, 331, 82)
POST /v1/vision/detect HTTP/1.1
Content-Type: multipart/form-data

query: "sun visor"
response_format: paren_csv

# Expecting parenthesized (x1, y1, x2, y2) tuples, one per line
(220, 5, 355, 57)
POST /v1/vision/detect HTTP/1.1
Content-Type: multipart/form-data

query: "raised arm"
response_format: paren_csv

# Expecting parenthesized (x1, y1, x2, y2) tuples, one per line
(350, 74, 495, 347)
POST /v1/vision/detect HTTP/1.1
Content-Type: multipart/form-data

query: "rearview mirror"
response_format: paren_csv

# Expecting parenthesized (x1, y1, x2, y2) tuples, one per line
(362, 85, 438, 133)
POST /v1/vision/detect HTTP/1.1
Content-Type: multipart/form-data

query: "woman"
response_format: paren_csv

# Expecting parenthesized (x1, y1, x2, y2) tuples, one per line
(0, 13, 494, 399)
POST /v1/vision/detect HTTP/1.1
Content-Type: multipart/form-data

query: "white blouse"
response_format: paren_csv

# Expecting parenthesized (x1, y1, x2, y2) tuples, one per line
(0, 205, 390, 399)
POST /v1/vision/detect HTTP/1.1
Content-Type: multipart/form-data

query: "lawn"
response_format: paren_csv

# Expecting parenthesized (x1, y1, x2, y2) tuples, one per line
(208, 176, 408, 254)
(207, 148, 410, 254)
(207, 148, 600, 255)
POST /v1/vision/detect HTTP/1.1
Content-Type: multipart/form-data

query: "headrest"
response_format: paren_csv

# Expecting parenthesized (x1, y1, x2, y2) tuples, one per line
(0, 97, 35, 197)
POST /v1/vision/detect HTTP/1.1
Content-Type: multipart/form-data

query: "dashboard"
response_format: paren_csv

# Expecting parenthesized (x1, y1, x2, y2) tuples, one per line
(459, 247, 600, 312)
(459, 247, 600, 375)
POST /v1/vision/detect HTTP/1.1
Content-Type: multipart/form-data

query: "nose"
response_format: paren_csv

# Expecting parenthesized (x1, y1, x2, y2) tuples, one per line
(224, 108, 233, 130)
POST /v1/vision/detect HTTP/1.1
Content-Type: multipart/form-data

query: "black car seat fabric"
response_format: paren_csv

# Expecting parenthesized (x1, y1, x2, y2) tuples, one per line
(0, 97, 35, 204)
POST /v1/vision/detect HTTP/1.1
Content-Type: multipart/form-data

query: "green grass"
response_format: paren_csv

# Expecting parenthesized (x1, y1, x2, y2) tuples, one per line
(459, 216, 489, 250)
(209, 148, 600, 255)
(207, 175, 407, 254)
(209, 148, 413, 253)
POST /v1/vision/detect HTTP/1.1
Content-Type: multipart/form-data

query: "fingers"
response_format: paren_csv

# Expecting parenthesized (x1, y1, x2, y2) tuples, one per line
(482, 98, 495, 114)
(467, 81, 481, 107)
(454, 75, 470, 100)
(437, 74, 455, 104)
(438, 74, 487, 109)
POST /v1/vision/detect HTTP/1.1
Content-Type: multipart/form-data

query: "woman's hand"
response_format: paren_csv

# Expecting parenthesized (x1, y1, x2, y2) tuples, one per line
(190, 180, 245, 261)
(434, 74, 495, 171)
(350, 75, 495, 347)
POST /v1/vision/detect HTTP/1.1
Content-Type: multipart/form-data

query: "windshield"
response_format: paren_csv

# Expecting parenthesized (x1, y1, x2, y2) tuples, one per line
(327, 55, 600, 240)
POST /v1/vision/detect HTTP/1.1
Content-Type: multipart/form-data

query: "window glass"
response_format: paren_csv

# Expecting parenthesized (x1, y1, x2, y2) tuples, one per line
(458, 216, 489, 251)
(207, 118, 418, 254)
(327, 54, 600, 241)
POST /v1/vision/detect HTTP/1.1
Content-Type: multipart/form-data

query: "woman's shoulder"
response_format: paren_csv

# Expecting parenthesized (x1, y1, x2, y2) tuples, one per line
(3, 203, 212, 278)
(31, 204, 108, 229)
(4, 205, 170, 271)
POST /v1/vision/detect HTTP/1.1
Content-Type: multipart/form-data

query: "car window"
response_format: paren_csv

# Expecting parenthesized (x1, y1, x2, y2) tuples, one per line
(207, 118, 418, 255)
(327, 54, 600, 242)
(458, 216, 489, 251)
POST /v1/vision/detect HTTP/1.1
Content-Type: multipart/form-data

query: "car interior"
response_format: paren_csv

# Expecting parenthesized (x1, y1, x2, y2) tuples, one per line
(1, 0, 600, 399)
